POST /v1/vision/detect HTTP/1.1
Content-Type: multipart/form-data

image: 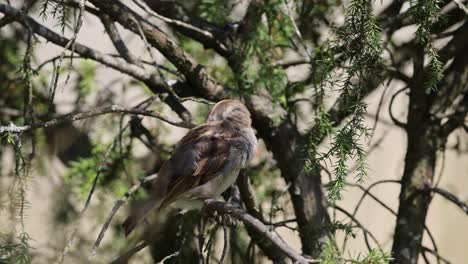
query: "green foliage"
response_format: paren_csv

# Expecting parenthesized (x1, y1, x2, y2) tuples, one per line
(320, 240, 342, 264)
(410, 0, 443, 92)
(355, 249, 392, 264)
(0, 132, 16, 146)
(234, 0, 295, 105)
(0, 232, 33, 264)
(297, 0, 341, 36)
(0, 33, 26, 123)
(329, 220, 356, 238)
(196, 0, 230, 25)
(64, 141, 144, 200)
(39, 0, 74, 33)
(0, 34, 21, 82)
(76, 60, 96, 98)
(320, 240, 391, 264)
(306, 0, 384, 202)
(181, 37, 233, 84)
(64, 143, 110, 199)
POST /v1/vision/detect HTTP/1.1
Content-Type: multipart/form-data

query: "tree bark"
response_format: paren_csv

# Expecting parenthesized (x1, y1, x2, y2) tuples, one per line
(247, 99, 330, 257)
(391, 118, 438, 264)
(392, 29, 468, 263)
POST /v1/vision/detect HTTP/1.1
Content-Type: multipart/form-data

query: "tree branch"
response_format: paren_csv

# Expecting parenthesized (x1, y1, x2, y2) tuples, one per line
(0, 3, 192, 123)
(100, 14, 142, 66)
(429, 187, 468, 215)
(204, 200, 319, 264)
(0, 104, 193, 134)
(0, 3, 151, 81)
(131, 0, 230, 57)
(236, 171, 289, 263)
(89, 174, 159, 259)
(89, 173, 317, 264)
(88, 0, 228, 100)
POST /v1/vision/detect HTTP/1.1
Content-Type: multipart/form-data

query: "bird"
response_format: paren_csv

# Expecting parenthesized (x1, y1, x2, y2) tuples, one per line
(122, 99, 258, 236)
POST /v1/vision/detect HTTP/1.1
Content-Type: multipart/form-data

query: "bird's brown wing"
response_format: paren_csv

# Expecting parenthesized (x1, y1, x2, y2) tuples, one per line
(158, 122, 235, 209)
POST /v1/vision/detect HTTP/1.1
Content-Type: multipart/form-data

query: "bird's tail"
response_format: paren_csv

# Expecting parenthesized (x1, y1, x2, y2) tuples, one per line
(122, 198, 160, 236)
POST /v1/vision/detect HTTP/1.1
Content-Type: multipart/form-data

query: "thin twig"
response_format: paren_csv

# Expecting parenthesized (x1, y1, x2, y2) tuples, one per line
(158, 251, 180, 264)
(369, 78, 392, 144)
(89, 174, 158, 258)
(110, 240, 151, 264)
(220, 225, 228, 263)
(130, 0, 229, 55)
(47, 0, 87, 114)
(0, 104, 193, 134)
(429, 187, 468, 215)
(389, 86, 408, 128)
(332, 205, 383, 250)
(421, 246, 452, 264)
(59, 138, 117, 263)
(344, 180, 442, 264)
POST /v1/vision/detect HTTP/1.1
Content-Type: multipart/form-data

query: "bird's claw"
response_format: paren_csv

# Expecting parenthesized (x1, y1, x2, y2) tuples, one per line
(213, 213, 238, 228)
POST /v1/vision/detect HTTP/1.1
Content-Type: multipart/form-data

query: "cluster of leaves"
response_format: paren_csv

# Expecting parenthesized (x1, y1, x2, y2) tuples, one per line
(409, 0, 443, 92)
(195, 0, 231, 25)
(295, 0, 340, 40)
(64, 141, 137, 200)
(320, 240, 391, 264)
(0, 232, 32, 264)
(306, 0, 384, 202)
(234, 0, 295, 105)
(39, 0, 74, 33)
(74, 59, 97, 107)
(0, 31, 26, 125)
(64, 143, 107, 199)
(180, 37, 233, 84)
(76, 60, 96, 98)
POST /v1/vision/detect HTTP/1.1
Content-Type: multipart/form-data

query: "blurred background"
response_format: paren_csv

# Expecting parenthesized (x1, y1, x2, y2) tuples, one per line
(1, 0, 467, 263)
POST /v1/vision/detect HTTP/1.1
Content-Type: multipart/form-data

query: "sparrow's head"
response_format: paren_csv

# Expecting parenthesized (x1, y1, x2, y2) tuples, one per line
(208, 99, 252, 127)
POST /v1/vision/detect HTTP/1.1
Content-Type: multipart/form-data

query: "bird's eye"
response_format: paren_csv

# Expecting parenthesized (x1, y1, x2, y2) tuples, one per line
(232, 108, 243, 113)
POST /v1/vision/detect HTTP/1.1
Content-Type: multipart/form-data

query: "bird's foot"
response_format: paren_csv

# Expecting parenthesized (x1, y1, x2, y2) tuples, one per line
(213, 212, 238, 228)
(202, 199, 239, 228)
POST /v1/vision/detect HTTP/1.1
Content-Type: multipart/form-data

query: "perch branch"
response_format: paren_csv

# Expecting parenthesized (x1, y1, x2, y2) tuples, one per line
(204, 200, 319, 264)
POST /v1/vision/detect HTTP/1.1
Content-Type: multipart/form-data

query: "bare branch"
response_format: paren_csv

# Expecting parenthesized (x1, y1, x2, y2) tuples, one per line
(331, 205, 383, 251)
(111, 240, 151, 264)
(0, 105, 193, 134)
(236, 171, 289, 263)
(389, 86, 408, 129)
(100, 14, 142, 66)
(131, 0, 230, 57)
(421, 246, 452, 264)
(0, 3, 193, 123)
(88, 0, 228, 100)
(89, 174, 159, 259)
(0, 3, 152, 81)
(429, 187, 468, 215)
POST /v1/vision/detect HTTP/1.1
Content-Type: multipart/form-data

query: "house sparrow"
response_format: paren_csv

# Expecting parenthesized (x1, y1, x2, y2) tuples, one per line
(123, 99, 258, 236)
